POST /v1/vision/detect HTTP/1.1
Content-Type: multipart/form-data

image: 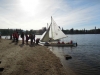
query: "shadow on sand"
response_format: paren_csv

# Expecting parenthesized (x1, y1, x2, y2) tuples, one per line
(19, 44, 24, 47)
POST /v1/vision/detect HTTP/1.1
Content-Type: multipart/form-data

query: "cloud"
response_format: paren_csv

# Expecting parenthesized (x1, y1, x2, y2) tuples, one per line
(0, 0, 100, 30)
(54, 0, 100, 29)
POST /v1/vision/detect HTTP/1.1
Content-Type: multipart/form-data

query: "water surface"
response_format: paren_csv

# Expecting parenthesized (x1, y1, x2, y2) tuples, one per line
(49, 34, 100, 75)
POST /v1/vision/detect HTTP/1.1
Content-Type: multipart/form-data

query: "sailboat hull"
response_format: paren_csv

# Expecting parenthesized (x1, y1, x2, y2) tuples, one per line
(44, 43, 77, 47)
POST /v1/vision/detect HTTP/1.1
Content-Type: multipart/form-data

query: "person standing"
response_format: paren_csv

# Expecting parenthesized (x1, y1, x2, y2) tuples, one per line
(29, 33, 33, 45)
(15, 30, 19, 43)
(10, 33, 12, 40)
(21, 31, 24, 44)
(33, 33, 35, 43)
(25, 34, 29, 44)
(12, 31, 16, 42)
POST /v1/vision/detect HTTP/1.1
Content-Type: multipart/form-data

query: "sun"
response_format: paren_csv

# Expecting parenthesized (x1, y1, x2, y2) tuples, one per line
(20, 0, 39, 15)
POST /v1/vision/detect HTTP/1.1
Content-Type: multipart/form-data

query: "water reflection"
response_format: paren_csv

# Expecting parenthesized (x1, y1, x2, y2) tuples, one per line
(49, 45, 100, 75)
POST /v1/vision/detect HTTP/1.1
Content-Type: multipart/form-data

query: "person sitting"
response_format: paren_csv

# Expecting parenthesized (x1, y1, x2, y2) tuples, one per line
(36, 38, 40, 45)
(57, 41, 60, 44)
(70, 40, 73, 44)
(62, 41, 65, 44)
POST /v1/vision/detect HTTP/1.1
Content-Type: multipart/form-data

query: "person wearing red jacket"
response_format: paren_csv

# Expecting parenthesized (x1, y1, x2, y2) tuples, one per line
(15, 30, 19, 43)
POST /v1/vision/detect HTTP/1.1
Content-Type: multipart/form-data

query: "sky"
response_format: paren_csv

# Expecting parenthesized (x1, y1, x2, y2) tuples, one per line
(0, 0, 100, 30)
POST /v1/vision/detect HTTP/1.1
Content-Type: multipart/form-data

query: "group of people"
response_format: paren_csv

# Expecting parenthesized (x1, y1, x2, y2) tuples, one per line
(11, 30, 40, 45)
(21, 32, 36, 45)
(12, 30, 19, 43)
(57, 40, 73, 44)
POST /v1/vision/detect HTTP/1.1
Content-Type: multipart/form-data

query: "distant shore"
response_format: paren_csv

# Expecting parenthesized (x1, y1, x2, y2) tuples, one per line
(0, 39, 67, 75)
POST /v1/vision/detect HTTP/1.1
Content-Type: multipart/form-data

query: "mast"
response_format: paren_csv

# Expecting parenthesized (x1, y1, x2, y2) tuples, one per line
(51, 16, 53, 39)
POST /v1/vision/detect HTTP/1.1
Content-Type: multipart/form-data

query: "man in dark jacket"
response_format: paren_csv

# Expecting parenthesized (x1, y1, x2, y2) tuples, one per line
(21, 32, 24, 44)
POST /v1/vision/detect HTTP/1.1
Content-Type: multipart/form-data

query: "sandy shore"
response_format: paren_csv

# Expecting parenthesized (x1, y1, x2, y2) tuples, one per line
(0, 39, 68, 75)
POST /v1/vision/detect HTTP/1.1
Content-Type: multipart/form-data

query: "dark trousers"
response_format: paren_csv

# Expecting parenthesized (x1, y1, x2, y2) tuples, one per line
(31, 38, 33, 45)
(16, 38, 18, 42)
(22, 37, 24, 44)
(26, 39, 28, 44)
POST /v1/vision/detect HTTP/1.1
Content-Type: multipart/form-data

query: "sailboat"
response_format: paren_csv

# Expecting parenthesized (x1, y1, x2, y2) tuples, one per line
(40, 16, 77, 47)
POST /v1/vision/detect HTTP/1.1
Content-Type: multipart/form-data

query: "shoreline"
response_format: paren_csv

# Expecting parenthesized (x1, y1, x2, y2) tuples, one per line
(0, 39, 68, 75)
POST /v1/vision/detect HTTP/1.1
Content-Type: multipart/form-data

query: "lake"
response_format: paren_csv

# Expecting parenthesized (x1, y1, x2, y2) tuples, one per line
(49, 34, 100, 75)
(2, 34, 100, 75)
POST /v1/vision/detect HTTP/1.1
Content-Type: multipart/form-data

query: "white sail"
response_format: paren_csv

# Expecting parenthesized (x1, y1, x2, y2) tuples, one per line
(41, 16, 66, 42)
(50, 17, 66, 40)
(40, 25, 50, 42)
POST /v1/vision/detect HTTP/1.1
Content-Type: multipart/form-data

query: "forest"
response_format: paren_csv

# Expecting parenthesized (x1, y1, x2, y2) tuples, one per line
(0, 27, 100, 36)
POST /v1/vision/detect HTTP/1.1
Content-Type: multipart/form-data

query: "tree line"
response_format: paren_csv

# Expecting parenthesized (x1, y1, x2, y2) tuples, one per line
(62, 28, 100, 34)
(0, 27, 100, 36)
(0, 27, 46, 36)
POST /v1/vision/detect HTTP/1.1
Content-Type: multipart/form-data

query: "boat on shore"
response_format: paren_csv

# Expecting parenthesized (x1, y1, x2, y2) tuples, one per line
(40, 16, 77, 47)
